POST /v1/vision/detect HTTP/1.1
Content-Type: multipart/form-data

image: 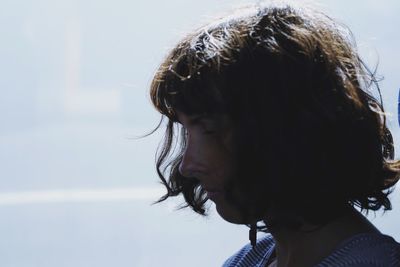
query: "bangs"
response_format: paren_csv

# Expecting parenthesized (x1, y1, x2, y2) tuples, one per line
(151, 55, 228, 121)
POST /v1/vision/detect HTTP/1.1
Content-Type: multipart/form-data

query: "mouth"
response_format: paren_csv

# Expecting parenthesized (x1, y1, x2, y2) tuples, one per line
(203, 187, 224, 201)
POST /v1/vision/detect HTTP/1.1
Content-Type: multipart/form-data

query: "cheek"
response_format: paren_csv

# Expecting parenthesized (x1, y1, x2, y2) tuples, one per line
(210, 146, 235, 182)
(191, 128, 236, 180)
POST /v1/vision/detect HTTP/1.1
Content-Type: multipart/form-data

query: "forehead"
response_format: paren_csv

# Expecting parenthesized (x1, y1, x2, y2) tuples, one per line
(175, 111, 231, 127)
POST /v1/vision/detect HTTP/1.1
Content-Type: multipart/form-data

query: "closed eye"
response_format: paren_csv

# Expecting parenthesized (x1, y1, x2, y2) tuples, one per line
(201, 121, 219, 135)
(203, 129, 217, 135)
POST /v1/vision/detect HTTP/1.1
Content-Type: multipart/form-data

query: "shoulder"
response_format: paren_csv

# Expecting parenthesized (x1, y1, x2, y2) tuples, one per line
(317, 232, 400, 267)
(222, 234, 275, 267)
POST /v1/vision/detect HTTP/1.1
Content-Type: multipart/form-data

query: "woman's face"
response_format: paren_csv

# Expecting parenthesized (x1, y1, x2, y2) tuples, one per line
(176, 111, 245, 224)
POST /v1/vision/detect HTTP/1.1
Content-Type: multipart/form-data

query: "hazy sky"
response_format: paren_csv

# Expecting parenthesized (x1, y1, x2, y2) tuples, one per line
(0, 1, 399, 266)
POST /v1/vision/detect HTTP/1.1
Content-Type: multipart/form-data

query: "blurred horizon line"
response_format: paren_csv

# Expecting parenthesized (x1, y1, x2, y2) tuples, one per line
(0, 186, 164, 206)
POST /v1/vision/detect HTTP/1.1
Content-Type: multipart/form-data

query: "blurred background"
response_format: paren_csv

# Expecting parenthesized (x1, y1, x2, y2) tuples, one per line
(0, 0, 399, 266)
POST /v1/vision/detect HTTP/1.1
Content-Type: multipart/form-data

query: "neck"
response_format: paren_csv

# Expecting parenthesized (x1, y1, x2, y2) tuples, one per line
(265, 206, 380, 267)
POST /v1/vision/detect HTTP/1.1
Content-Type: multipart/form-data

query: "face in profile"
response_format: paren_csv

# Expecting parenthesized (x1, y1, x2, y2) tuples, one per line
(176, 111, 245, 224)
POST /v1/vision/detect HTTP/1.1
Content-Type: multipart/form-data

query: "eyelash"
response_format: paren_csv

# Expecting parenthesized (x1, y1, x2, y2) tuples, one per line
(182, 129, 216, 137)
(203, 130, 216, 135)
(180, 124, 218, 136)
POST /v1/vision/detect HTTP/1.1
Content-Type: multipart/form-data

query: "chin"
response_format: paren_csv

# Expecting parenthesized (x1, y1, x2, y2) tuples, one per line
(215, 199, 246, 224)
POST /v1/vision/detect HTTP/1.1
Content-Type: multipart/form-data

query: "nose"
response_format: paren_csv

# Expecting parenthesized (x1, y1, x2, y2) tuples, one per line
(179, 141, 197, 178)
(179, 148, 192, 178)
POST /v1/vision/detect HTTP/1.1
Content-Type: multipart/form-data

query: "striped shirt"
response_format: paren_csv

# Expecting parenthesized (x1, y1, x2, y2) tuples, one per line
(223, 233, 400, 266)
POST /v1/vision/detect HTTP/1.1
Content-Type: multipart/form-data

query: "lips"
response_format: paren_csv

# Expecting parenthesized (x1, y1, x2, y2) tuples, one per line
(203, 187, 224, 200)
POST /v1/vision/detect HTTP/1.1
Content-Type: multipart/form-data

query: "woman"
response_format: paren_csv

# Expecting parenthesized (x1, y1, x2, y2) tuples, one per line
(149, 2, 400, 266)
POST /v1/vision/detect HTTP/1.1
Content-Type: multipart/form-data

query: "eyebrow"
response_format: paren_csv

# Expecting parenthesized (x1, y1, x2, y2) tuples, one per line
(176, 114, 214, 125)
(189, 115, 210, 125)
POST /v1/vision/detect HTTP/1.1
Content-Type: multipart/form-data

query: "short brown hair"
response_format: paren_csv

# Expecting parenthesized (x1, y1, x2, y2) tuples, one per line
(149, 2, 400, 228)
